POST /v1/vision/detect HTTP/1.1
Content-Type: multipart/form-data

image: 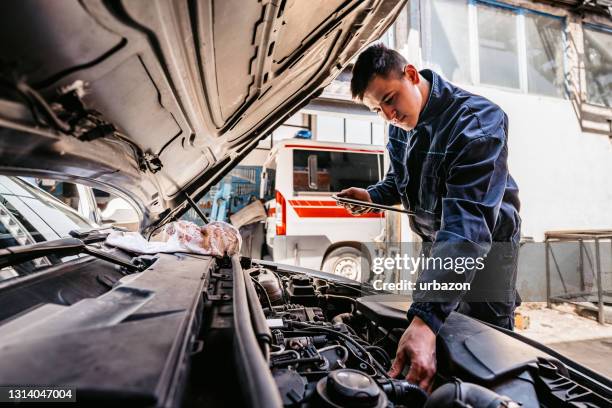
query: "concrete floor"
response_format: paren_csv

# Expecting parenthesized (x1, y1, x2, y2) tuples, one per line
(515, 303, 612, 378)
(547, 337, 612, 378)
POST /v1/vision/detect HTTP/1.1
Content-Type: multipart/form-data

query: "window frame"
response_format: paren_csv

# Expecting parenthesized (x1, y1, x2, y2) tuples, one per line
(582, 22, 612, 108)
(291, 148, 382, 194)
(314, 115, 385, 146)
(473, 1, 523, 91)
(423, 0, 568, 99)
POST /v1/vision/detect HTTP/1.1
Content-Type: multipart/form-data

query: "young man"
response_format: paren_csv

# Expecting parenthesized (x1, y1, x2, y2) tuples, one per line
(337, 44, 521, 392)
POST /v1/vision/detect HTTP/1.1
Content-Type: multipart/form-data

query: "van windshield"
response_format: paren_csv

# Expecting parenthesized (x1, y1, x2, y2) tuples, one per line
(293, 149, 381, 193)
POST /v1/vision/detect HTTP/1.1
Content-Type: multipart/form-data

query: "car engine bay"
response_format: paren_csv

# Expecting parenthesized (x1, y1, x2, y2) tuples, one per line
(0, 248, 610, 407)
(199, 257, 612, 408)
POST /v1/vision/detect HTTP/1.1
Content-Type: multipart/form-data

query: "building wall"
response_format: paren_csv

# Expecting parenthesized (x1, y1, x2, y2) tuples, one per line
(462, 84, 612, 241)
(454, 84, 612, 300)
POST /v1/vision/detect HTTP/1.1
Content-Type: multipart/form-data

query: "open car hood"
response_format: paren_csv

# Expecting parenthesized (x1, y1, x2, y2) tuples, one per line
(0, 0, 405, 232)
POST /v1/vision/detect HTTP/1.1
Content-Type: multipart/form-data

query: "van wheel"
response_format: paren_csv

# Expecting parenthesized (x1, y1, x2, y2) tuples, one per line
(322, 247, 368, 282)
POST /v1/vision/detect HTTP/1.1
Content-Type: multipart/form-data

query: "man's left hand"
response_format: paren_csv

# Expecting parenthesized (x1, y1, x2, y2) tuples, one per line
(336, 187, 375, 215)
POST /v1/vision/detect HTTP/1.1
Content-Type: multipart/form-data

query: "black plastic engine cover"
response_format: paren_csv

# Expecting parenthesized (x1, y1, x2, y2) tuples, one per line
(356, 296, 545, 379)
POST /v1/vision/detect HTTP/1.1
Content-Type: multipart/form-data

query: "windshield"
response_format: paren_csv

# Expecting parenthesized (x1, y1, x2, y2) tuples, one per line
(0, 176, 94, 281)
(12, 178, 93, 231)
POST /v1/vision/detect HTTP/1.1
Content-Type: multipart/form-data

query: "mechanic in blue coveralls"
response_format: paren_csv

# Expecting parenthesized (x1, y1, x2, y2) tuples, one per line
(337, 44, 521, 393)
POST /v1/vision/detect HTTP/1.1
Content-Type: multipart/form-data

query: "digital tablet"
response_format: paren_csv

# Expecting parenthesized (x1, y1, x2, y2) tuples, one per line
(332, 195, 416, 215)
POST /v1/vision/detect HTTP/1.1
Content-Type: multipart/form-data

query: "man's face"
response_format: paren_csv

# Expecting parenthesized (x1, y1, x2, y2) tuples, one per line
(361, 65, 424, 131)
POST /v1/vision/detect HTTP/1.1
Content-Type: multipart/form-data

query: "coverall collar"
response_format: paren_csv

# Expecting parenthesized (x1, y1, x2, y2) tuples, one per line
(417, 69, 450, 127)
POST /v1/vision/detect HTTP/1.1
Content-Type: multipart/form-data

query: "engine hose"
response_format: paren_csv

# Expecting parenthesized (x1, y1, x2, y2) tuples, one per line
(289, 327, 375, 374)
(243, 267, 272, 361)
(270, 270, 287, 303)
(366, 346, 391, 370)
(230, 256, 282, 408)
(16, 81, 71, 132)
(251, 277, 273, 310)
(331, 312, 353, 325)
(380, 379, 428, 407)
(424, 379, 519, 408)
(292, 322, 391, 379)
(281, 329, 377, 376)
(319, 294, 356, 313)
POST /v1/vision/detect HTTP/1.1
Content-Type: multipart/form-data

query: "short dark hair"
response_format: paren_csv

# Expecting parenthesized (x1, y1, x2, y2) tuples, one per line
(350, 43, 407, 100)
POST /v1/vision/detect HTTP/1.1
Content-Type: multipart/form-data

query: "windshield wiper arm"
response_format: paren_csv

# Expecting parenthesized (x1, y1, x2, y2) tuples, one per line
(82, 245, 141, 272)
(69, 226, 128, 244)
(0, 237, 142, 272)
(0, 238, 83, 269)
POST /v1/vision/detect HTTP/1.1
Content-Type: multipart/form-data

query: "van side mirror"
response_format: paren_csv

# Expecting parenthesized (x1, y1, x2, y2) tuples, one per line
(307, 154, 318, 190)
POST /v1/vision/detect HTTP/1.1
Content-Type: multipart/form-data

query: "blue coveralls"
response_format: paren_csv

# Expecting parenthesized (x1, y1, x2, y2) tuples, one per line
(367, 69, 521, 332)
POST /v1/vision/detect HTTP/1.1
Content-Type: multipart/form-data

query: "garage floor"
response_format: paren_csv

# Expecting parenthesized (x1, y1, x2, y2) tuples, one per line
(547, 337, 612, 378)
(516, 303, 612, 378)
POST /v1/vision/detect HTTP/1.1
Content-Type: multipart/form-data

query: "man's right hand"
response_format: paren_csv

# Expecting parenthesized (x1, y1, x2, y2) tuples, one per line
(336, 187, 374, 215)
(388, 316, 437, 393)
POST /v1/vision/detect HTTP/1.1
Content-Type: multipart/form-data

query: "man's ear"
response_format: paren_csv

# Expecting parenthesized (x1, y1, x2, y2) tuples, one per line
(403, 64, 419, 84)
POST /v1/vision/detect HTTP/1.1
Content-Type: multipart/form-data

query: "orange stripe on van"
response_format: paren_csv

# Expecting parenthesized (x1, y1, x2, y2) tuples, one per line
(286, 200, 384, 217)
(289, 200, 338, 207)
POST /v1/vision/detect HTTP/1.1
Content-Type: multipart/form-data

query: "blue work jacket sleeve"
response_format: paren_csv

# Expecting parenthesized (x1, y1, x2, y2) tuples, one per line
(408, 129, 510, 334)
(366, 164, 401, 206)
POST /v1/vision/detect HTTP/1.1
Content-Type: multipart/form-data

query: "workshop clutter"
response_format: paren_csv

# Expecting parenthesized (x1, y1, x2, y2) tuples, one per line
(106, 220, 241, 256)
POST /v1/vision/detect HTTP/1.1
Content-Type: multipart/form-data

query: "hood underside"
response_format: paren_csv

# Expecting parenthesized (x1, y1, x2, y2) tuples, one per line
(0, 0, 405, 232)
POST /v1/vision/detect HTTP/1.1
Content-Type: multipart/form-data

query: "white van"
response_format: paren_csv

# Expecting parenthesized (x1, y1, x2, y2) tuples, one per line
(261, 139, 385, 281)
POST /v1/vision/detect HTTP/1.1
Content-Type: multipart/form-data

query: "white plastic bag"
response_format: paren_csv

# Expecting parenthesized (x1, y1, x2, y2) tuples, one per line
(105, 220, 241, 256)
